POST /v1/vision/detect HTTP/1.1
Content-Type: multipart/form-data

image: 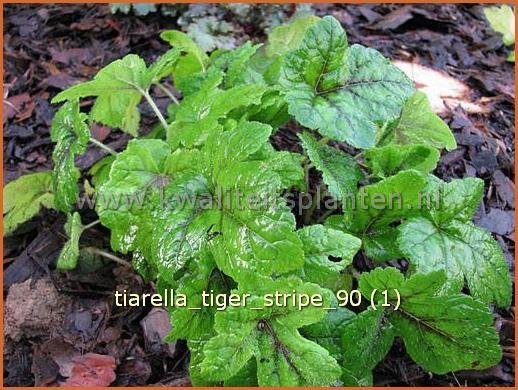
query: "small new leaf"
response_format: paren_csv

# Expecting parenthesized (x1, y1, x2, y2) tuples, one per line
(299, 132, 362, 201)
(377, 91, 457, 150)
(266, 15, 321, 57)
(160, 30, 209, 72)
(364, 144, 440, 178)
(56, 212, 83, 270)
(50, 101, 90, 212)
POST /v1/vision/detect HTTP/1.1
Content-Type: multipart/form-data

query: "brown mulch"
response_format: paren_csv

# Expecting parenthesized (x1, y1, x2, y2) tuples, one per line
(3, 3, 515, 387)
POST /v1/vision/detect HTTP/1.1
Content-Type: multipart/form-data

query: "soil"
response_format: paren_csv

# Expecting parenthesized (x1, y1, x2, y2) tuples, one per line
(3, 3, 515, 387)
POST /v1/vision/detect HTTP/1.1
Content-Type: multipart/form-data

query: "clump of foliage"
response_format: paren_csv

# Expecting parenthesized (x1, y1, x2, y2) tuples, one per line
(4, 16, 512, 386)
(110, 3, 312, 52)
(484, 4, 515, 62)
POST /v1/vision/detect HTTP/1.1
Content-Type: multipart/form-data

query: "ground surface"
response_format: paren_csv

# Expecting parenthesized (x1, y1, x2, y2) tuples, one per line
(3, 3, 515, 386)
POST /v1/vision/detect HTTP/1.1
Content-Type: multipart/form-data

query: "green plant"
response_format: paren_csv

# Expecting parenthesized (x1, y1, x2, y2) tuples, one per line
(4, 15, 512, 386)
(109, 3, 313, 52)
(484, 4, 515, 62)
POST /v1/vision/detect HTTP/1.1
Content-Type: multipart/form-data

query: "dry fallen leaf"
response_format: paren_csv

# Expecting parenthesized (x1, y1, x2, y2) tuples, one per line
(63, 353, 116, 387)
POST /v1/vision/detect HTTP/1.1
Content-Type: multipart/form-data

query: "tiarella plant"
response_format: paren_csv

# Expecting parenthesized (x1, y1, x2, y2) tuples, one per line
(4, 15, 512, 386)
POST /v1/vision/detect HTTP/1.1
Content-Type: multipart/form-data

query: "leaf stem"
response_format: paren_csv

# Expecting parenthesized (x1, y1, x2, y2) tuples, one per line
(156, 83, 180, 105)
(89, 138, 117, 156)
(85, 247, 131, 268)
(318, 136, 330, 145)
(82, 220, 100, 231)
(143, 90, 169, 130)
(354, 151, 364, 161)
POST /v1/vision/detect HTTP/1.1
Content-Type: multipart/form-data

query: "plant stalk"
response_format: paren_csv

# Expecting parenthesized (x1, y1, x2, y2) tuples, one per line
(82, 220, 100, 231)
(318, 136, 330, 145)
(143, 90, 169, 130)
(86, 247, 131, 268)
(89, 138, 117, 156)
(156, 83, 180, 105)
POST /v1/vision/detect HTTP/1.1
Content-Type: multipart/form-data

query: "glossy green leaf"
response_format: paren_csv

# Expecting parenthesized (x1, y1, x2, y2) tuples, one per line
(341, 170, 427, 262)
(50, 101, 90, 212)
(250, 144, 305, 190)
(344, 170, 427, 233)
(200, 276, 341, 386)
(167, 81, 267, 147)
(160, 30, 209, 71)
(356, 268, 502, 374)
(212, 200, 304, 283)
(56, 212, 83, 270)
(96, 139, 208, 280)
(52, 55, 148, 135)
(361, 227, 403, 262)
(147, 48, 181, 83)
(364, 144, 440, 178)
(205, 124, 304, 284)
(246, 89, 290, 128)
(341, 308, 395, 385)
(301, 307, 356, 360)
(164, 251, 229, 341)
(3, 172, 55, 235)
(88, 155, 115, 188)
(212, 42, 264, 88)
(280, 16, 415, 149)
(297, 224, 361, 288)
(266, 15, 321, 57)
(377, 91, 457, 151)
(299, 132, 362, 201)
(421, 176, 484, 224)
(398, 176, 511, 307)
(399, 218, 511, 307)
(340, 268, 502, 380)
